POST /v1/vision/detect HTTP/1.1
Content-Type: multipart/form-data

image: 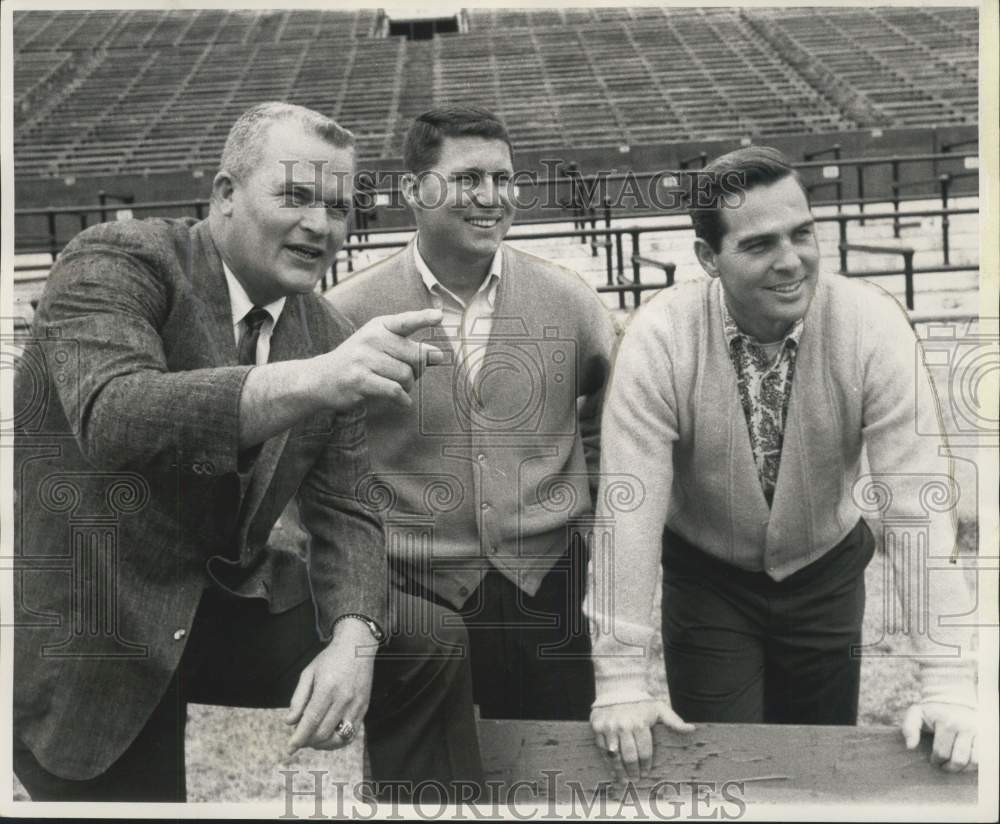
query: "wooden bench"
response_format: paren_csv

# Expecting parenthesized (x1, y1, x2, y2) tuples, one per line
(477, 719, 977, 806)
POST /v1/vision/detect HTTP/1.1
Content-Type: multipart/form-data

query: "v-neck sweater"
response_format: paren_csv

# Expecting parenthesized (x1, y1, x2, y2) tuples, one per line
(587, 273, 977, 711)
(330, 241, 617, 608)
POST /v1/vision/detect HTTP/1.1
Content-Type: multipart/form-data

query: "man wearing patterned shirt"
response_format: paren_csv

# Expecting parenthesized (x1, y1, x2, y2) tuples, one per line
(587, 146, 978, 779)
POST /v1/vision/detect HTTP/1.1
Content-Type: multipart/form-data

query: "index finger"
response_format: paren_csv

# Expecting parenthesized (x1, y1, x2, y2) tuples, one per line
(380, 308, 443, 337)
(287, 694, 330, 755)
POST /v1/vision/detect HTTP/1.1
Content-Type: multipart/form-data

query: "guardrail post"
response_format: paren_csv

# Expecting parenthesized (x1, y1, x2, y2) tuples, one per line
(98, 190, 108, 224)
(194, 202, 205, 220)
(665, 263, 676, 288)
(834, 144, 842, 212)
(79, 212, 88, 233)
(602, 199, 613, 282)
(838, 216, 848, 273)
(614, 231, 624, 284)
(856, 163, 865, 226)
(47, 209, 58, 259)
(903, 249, 915, 310)
(628, 230, 640, 311)
(939, 174, 951, 265)
(891, 160, 901, 238)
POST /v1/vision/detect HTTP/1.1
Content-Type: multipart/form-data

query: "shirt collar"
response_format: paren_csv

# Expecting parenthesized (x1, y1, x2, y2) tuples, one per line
(222, 261, 286, 330)
(413, 238, 503, 308)
(718, 279, 804, 350)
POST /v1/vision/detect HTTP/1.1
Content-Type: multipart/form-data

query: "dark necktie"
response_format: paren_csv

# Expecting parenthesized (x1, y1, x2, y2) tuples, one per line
(237, 307, 269, 366)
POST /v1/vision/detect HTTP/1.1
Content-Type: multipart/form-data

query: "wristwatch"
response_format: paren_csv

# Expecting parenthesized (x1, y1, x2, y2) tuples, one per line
(333, 612, 385, 643)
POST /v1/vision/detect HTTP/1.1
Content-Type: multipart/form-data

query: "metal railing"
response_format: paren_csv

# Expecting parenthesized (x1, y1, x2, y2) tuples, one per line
(803, 143, 843, 214)
(839, 242, 915, 309)
(14, 150, 978, 259)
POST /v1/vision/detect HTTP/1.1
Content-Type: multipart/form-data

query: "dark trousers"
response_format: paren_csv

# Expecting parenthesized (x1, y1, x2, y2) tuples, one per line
(14, 586, 483, 802)
(661, 519, 875, 725)
(395, 544, 595, 721)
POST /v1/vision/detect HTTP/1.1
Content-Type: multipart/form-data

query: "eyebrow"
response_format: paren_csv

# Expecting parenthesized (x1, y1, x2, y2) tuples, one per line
(735, 218, 814, 249)
(450, 167, 511, 176)
(283, 182, 350, 210)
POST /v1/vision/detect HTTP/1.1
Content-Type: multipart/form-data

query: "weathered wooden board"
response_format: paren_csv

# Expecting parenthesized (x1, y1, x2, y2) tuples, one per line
(477, 720, 977, 807)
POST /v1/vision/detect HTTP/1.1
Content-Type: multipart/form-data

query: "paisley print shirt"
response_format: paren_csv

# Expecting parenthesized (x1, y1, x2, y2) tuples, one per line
(720, 286, 804, 507)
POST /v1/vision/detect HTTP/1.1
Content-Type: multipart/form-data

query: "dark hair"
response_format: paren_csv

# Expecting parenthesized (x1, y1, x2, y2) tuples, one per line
(403, 106, 512, 173)
(687, 146, 807, 252)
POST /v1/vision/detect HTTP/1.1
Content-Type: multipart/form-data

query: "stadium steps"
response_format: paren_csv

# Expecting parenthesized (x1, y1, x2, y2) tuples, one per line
(12, 8, 979, 178)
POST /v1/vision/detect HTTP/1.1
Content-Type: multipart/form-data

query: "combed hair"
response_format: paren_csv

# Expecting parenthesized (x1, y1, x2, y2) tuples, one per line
(219, 102, 355, 183)
(403, 106, 512, 173)
(687, 146, 807, 252)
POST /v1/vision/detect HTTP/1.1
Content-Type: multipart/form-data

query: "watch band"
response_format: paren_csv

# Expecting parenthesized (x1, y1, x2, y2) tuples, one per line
(332, 612, 385, 643)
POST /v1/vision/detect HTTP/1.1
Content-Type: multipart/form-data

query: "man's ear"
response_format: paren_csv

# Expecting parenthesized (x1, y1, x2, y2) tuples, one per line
(400, 173, 419, 211)
(694, 237, 720, 279)
(212, 171, 236, 216)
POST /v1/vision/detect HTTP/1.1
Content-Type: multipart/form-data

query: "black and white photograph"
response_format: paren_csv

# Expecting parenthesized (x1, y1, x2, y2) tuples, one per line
(1, 1, 997, 820)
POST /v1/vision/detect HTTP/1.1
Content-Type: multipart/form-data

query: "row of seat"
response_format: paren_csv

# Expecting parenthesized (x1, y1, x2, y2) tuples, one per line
(749, 8, 976, 127)
(13, 7, 976, 178)
(14, 9, 376, 52)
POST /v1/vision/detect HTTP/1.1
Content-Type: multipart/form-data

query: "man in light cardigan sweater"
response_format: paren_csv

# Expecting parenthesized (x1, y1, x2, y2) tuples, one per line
(587, 147, 978, 777)
(330, 107, 617, 720)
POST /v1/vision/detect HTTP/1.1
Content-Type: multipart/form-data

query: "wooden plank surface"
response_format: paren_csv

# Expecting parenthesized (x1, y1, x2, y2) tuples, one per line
(477, 720, 977, 807)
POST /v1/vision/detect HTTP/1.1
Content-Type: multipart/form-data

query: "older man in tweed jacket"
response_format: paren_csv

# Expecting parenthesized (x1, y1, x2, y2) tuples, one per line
(13, 103, 481, 802)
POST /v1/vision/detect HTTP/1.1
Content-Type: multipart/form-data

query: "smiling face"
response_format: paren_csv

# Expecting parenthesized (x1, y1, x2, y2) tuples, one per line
(406, 136, 516, 270)
(213, 119, 354, 305)
(695, 175, 820, 342)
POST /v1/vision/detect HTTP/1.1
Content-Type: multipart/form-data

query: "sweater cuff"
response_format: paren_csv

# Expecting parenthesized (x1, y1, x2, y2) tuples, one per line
(918, 662, 978, 709)
(590, 615, 657, 707)
(592, 673, 653, 708)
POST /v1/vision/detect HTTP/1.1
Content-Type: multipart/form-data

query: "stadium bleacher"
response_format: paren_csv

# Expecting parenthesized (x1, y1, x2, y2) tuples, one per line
(13, 7, 977, 179)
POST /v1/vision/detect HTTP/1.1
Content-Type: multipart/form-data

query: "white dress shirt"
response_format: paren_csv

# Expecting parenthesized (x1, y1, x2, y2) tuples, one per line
(413, 239, 502, 386)
(223, 262, 286, 365)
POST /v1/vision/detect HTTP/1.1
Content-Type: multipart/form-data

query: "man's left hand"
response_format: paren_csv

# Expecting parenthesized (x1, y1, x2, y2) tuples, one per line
(284, 620, 377, 755)
(902, 702, 978, 772)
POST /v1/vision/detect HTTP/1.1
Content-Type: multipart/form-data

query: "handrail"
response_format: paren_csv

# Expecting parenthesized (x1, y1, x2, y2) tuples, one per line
(678, 151, 707, 169)
(12, 152, 978, 218)
(617, 254, 676, 308)
(839, 242, 915, 309)
(803, 143, 841, 162)
(17, 206, 979, 310)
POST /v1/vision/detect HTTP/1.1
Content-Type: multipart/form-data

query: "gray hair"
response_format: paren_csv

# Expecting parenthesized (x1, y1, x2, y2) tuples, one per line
(219, 102, 355, 182)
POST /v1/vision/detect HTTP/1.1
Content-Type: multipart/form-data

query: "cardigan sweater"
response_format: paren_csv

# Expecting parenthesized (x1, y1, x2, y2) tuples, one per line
(330, 240, 617, 607)
(586, 273, 977, 710)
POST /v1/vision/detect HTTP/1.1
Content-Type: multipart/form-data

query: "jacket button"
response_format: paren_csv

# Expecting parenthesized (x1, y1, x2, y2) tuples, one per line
(173, 629, 187, 641)
(477, 454, 486, 463)
(459, 586, 469, 597)
(480, 502, 489, 511)
(202, 461, 215, 474)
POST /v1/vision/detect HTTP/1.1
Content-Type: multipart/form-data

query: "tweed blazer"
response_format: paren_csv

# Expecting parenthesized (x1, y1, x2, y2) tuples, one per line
(329, 240, 616, 607)
(13, 217, 386, 779)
